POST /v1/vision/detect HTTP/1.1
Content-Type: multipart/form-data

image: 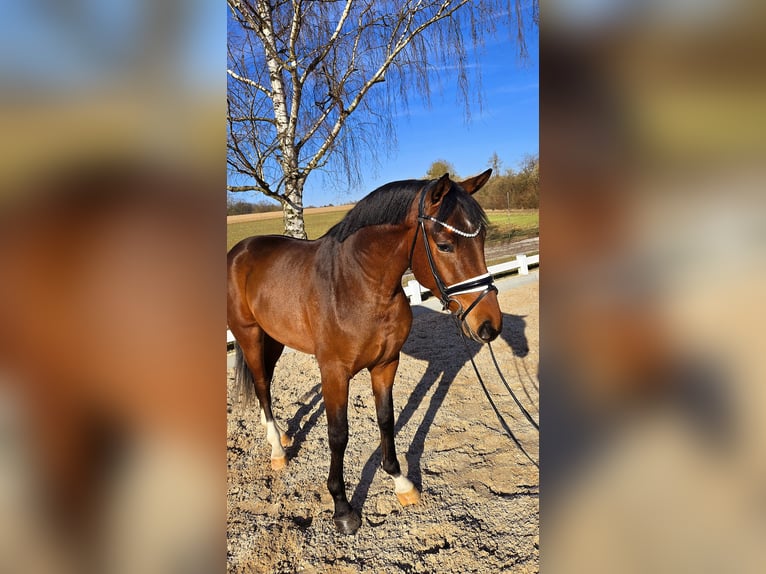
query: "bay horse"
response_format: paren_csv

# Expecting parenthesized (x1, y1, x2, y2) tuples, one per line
(227, 170, 502, 534)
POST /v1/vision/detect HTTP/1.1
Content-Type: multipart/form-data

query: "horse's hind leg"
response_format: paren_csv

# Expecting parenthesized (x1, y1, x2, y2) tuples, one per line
(259, 334, 292, 449)
(370, 359, 420, 506)
(234, 326, 289, 469)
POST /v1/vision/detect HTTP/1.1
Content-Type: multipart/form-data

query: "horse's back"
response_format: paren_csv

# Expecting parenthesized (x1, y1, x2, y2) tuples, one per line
(229, 233, 308, 262)
(228, 234, 318, 285)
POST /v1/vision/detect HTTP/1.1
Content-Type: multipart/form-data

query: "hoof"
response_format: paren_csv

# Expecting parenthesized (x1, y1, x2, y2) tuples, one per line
(270, 456, 287, 470)
(333, 511, 362, 535)
(280, 433, 293, 447)
(396, 487, 421, 506)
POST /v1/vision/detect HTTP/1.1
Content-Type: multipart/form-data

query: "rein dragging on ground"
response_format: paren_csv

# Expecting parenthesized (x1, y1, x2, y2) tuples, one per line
(456, 321, 540, 468)
(488, 341, 539, 431)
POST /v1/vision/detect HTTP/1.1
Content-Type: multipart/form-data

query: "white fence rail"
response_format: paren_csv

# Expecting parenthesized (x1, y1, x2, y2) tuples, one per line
(404, 252, 539, 304)
(227, 251, 538, 345)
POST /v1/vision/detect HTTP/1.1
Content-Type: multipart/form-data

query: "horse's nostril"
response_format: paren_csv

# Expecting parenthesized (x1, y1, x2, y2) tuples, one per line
(478, 320, 499, 342)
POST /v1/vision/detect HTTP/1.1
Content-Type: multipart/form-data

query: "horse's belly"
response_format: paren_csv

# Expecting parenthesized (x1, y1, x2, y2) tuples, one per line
(258, 312, 315, 355)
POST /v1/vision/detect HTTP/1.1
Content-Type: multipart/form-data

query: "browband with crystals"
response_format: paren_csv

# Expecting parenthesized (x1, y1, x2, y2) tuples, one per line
(418, 214, 482, 238)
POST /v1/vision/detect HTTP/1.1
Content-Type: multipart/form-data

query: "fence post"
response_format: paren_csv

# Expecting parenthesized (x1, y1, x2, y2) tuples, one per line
(407, 279, 422, 304)
(517, 253, 529, 275)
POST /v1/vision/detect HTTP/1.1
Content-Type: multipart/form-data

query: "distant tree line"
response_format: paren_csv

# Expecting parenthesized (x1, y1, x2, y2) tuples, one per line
(227, 198, 282, 216)
(425, 153, 539, 210)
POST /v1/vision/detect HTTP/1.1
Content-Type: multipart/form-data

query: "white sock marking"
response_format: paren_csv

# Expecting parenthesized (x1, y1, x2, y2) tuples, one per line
(393, 474, 414, 494)
(265, 420, 286, 460)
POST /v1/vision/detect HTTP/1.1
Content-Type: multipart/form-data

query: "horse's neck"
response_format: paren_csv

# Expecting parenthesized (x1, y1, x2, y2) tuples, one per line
(331, 225, 414, 290)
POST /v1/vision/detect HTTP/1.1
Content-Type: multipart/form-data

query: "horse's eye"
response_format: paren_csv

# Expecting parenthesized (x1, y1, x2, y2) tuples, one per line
(436, 242, 453, 253)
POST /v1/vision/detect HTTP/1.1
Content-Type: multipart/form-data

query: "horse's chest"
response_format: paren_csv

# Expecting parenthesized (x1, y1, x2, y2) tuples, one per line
(358, 309, 411, 362)
(316, 313, 405, 368)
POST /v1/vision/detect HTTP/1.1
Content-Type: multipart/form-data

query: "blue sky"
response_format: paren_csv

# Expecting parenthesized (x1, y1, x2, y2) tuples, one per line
(236, 20, 539, 208)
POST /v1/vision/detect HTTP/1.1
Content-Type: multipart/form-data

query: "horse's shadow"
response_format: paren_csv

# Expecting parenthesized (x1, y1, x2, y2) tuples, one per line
(284, 382, 325, 461)
(349, 307, 533, 512)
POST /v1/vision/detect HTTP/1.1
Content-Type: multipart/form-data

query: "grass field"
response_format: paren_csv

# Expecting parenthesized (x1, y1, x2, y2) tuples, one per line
(227, 210, 349, 250)
(485, 211, 539, 243)
(227, 207, 538, 251)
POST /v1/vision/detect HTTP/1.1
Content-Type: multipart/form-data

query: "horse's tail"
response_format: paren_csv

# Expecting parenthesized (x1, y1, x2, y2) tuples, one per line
(232, 341, 257, 406)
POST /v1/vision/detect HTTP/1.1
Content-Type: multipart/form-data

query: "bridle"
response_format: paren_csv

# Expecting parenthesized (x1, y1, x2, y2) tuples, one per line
(409, 184, 498, 331)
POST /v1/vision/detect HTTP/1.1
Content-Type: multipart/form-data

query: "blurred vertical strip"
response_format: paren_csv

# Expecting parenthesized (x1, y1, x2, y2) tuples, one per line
(541, 1, 766, 572)
(0, 2, 225, 573)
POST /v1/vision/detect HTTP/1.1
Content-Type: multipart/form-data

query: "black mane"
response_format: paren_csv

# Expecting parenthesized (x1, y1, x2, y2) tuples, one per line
(326, 177, 488, 243)
(326, 180, 422, 242)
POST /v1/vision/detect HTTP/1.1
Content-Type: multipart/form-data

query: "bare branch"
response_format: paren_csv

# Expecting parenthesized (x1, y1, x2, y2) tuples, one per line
(299, 0, 354, 84)
(227, 70, 272, 97)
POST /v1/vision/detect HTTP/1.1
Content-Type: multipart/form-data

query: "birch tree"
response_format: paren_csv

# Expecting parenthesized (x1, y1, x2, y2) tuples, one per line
(227, 0, 536, 238)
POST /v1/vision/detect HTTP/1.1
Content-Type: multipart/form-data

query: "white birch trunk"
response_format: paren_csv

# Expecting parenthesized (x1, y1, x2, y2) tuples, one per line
(282, 183, 307, 239)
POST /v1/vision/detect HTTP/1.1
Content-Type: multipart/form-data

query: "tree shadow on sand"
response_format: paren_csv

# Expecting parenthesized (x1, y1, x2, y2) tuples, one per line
(350, 307, 536, 513)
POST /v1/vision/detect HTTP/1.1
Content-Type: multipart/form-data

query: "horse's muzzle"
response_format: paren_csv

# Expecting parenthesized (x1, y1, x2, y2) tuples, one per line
(461, 317, 501, 344)
(477, 320, 500, 343)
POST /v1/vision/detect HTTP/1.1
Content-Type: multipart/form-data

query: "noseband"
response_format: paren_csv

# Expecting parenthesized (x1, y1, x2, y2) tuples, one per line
(409, 186, 497, 327)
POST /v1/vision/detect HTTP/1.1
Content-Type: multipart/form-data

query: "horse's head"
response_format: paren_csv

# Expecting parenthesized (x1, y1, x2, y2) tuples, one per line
(410, 170, 502, 343)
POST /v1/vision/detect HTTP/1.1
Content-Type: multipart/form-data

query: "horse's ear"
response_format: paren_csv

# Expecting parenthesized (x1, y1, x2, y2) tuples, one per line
(459, 169, 492, 195)
(430, 173, 452, 206)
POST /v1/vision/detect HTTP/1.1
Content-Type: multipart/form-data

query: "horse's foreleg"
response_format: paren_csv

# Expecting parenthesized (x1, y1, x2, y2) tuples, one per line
(370, 359, 421, 507)
(321, 369, 361, 534)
